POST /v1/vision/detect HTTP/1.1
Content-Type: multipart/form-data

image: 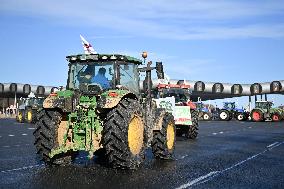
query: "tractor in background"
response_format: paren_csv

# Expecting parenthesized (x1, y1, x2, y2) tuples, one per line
(251, 101, 284, 122)
(218, 102, 249, 121)
(195, 101, 213, 121)
(16, 93, 45, 123)
(153, 81, 199, 139)
(33, 52, 176, 169)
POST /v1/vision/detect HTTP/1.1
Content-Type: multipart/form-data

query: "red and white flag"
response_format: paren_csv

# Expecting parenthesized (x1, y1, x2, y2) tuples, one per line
(80, 35, 97, 54)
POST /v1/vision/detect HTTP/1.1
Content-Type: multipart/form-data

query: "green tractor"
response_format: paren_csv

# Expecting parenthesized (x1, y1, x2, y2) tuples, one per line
(33, 53, 176, 169)
(153, 82, 199, 139)
(251, 101, 284, 122)
(16, 94, 45, 123)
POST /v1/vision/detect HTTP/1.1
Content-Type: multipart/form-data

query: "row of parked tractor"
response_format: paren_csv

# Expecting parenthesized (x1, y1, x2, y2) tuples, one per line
(196, 101, 284, 122)
(16, 94, 284, 126)
(11, 35, 283, 170)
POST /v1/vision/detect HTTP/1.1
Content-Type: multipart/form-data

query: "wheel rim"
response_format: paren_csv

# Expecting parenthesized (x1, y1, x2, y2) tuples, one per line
(272, 115, 279, 121)
(27, 111, 32, 121)
(204, 114, 209, 120)
(128, 115, 144, 155)
(220, 112, 227, 119)
(238, 114, 243, 120)
(18, 112, 22, 122)
(166, 122, 175, 150)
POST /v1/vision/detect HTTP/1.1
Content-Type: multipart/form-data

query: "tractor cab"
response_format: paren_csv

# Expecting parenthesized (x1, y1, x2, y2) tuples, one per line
(195, 102, 209, 113)
(67, 54, 142, 95)
(255, 101, 273, 111)
(223, 102, 236, 111)
(156, 82, 191, 105)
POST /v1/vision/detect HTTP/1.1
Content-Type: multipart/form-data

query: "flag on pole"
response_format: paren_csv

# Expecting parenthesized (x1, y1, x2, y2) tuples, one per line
(80, 35, 97, 54)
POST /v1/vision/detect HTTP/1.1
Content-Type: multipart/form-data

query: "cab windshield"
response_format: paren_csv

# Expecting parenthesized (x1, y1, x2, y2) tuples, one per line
(256, 102, 272, 109)
(119, 63, 139, 93)
(68, 62, 114, 90)
(159, 89, 188, 104)
(68, 61, 139, 93)
(224, 103, 235, 110)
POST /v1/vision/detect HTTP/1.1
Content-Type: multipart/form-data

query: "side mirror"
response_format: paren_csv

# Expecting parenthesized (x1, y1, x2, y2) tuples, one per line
(156, 62, 164, 79)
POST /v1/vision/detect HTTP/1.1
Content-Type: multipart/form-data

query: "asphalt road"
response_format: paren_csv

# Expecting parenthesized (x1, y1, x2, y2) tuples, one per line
(0, 118, 283, 189)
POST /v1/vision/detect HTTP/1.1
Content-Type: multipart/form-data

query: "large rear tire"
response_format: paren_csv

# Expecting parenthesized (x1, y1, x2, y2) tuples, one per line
(103, 98, 145, 169)
(219, 110, 230, 121)
(251, 109, 263, 122)
(33, 109, 74, 165)
(151, 112, 176, 159)
(186, 110, 199, 139)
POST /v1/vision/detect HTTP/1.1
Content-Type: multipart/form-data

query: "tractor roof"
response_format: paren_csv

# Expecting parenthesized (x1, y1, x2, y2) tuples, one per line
(256, 101, 273, 103)
(66, 54, 142, 64)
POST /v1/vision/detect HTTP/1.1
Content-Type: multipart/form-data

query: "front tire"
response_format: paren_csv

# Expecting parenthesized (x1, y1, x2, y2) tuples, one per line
(103, 98, 145, 169)
(186, 110, 199, 139)
(203, 112, 211, 121)
(271, 113, 281, 122)
(236, 113, 245, 121)
(25, 108, 37, 124)
(17, 110, 24, 123)
(151, 112, 176, 159)
(33, 109, 74, 165)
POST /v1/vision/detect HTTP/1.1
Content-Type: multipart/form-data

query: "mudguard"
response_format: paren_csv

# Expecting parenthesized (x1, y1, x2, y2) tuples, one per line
(43, 90, 74, 112)
(98, 89, 138, 109)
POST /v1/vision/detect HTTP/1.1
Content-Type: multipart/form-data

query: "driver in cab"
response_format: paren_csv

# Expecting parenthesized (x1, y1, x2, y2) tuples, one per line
(91, 67, 110, 89)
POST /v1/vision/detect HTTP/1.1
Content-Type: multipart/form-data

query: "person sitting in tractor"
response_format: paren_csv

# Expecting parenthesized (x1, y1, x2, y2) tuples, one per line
(78, 65, 95, 83)
(91, 67, 110, 89)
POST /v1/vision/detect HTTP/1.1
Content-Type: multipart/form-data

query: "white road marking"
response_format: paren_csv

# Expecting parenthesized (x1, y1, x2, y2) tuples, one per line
(1, 144, 31, 148)
(176, 141, 284, 189)
(0, 164, 44, 173)
(28, 128, 35, 130)
(267, 142, 280, 148)
(8, 135, 15, 137)
(176, 171, 219, 189)
(219, 131, 224, 134)
(177, 155, 189, 160)
(212, 133, 217, 135)
(249, 127, 252, 129)
(22, 133, 27, 136)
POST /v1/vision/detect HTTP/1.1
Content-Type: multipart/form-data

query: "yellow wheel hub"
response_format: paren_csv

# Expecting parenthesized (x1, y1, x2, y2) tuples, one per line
(18, 112, 22, 122)
(27, 111, 32, 121)
(128, 115, 144, 155)
(166, 122, 175, 150)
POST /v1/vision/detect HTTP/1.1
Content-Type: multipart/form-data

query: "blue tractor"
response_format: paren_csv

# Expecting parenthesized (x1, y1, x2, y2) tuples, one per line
(218, 102, 248, 121)
(195, 102, 212, 121)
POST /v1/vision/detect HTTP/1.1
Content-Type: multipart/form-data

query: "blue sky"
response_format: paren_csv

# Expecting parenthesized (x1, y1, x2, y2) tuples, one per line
(0, 0, 284, 106)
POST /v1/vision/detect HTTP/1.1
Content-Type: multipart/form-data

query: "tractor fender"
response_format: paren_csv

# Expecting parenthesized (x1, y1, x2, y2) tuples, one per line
(43, 90, 74, 112)
(98, 90, 138, 109)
